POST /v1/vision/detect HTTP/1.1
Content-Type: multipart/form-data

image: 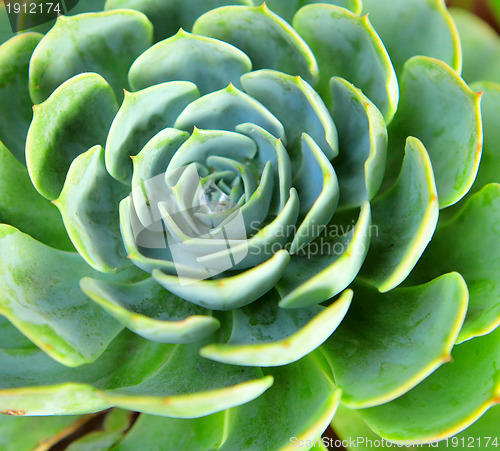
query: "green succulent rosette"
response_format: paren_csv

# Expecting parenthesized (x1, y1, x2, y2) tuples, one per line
(0, 0, 499, 449)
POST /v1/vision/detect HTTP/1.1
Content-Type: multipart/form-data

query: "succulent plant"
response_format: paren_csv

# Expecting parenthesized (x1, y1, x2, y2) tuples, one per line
(0, 0, 499, 449)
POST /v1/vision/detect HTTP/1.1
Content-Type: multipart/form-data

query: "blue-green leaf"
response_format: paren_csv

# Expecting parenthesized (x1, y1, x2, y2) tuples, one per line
(105, 81, 199, 182)
(0, 33, 42, 163)
(386, 56, 482, 209)
(29, 10, 153, 104)
(54, 146, 131, 273)
(26, 73, 119, 200)
(193, 3, 319, 85)
(129, 29, 252, 95)
(359, 137, 438, 292)
(329, 77, 387, 208)
(293, 4, 398, 121)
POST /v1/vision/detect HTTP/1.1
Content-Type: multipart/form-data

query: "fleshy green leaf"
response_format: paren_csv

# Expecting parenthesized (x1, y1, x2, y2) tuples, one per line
(359, 325, 500, 443)
(322, 273, 468, 408)
(0, 316, 35, 350)
(152, 250, 291, 310)
(241, 69, 338, 160)
(80, 277, 220, 343)
(277, 202, 371, 308)
(193, 3, 319, 86)
(0, 33, 42, 163)
(0, 413, 85, 451)
(0, 141, 73, 251)
(333, 403, 500, 450)
(29, 10, 153, 104)
(329, 77, 387, 208)
(105, 0, 253, 42)
(331, 403, 385, 451)
(129, 29, 252, 95)
(359, 137, 438, 291)
(116, 353, 340, 450)
(0, 3, 14, 45)
(450, 8, 500, 84)
(112, 412, 225, 450)
(105, 81, 199, 182)
(264, 0, 362, 23)
(26, 73, 119, 200)
(200, 289, 352, 366)
(219, 353, 340, 450)
(292, 4, 398, 121)
(386, 56, 482, 209)
(0, 225, 125, 367)
(362, 0, 461, 75)
(65, 409, 134, 450)
(290, 134, 339, 253)
(408, 184, 500, 343)
(174, 84, 285, 140)
(100, 342, 273, 418)
(467, 81, 500, 195)
(0, 330, 272, 417)
(54, 146, 131, 273)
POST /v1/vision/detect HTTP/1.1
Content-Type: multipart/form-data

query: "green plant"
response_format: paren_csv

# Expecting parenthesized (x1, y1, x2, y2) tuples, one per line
(0, 0, 499, 449)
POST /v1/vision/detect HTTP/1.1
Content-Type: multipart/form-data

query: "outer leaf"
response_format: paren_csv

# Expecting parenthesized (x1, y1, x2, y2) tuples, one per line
(331, 404, 383, 451)
(264, 0, 363, 23)
(292, 4, 398, 121)
(0, 3, 13, 45)
(105, 0, 253, 42)
(219, 353, 341, 450)
(129, 29, 252, 95)
(409, 184, 500, 343)
(0, 414, 85, 451)
(333, 404, 500, 450)
(0, 225, 126, 367)
(193, 3, 319, 85)
(329, 77, 387, 208)
(359, 325, 500, 443)
(241, 69, 339, 160)
(105, 81, 199, 182)
(80, 277, 220, 343)
(468, 81, 500, 194)
(174, 83, 285, 140)
(0, 33, 42, 163)
(200, 289, 352, 366)
(29, 10, 153, 104)
(113, 412, 225, 450)
(322, 273, 468, 408)
(100, 340, 273, 418)
(152, 250, 291, 310)
(0, 316, 34, 350)
(26, 73, 119, 200)
(54, 146, 131, 273)
(0, 330, 272, 417)
(277, 202, 371, 308)
(0, 141, 73, 251)
(451, 8, 500, 84)
(386, 56, 482, 209)
(359, 137, 438, 291)
(362, 0, 461, 75)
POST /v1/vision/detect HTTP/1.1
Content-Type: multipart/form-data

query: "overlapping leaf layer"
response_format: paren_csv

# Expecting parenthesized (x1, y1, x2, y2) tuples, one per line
(0, 0, 498, 449)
